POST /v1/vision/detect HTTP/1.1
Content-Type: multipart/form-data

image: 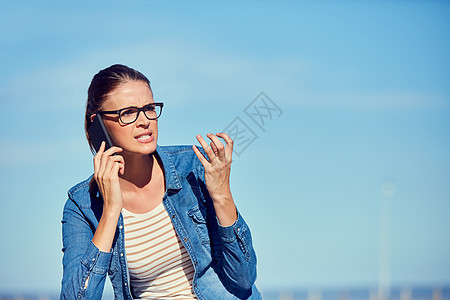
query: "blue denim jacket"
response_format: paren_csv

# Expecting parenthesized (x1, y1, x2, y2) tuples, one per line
(60, 145, 261, 299)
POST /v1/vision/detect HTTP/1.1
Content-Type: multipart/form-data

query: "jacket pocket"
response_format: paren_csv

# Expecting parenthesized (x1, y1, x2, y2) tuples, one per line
(187, 206, 210, 245)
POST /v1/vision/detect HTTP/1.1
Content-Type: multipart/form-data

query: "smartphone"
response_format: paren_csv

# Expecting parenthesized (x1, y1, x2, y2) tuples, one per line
(88, 115, 114, 153)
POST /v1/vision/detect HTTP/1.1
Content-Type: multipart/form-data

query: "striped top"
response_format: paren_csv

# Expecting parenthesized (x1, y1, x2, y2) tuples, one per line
(122, 202, 197, 299)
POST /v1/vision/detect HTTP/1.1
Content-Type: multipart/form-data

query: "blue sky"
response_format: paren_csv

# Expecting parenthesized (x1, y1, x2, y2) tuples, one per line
(0, 0, 449, 295)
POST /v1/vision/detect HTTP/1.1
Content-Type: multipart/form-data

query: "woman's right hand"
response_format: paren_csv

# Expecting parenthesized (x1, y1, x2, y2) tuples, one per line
(93, 141, 125, 214)
(92, 142, 125, 253)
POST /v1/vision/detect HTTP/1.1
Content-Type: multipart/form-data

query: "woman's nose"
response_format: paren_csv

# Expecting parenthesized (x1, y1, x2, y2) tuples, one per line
(135, 110, 150, 126)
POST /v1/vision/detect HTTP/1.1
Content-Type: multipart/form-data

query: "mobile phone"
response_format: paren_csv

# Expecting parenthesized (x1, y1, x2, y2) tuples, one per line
(88, 115, 114, 153)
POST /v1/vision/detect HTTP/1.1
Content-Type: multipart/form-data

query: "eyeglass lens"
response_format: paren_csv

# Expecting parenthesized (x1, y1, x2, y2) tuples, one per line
(120, 105, 162, 124)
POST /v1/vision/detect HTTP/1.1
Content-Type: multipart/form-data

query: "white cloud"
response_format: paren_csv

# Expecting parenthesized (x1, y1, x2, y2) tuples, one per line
(294, 90, 449, 111)
(4, 38, 448, 130)
(2, 39, 307, 111)
(0, 137, 90, 167)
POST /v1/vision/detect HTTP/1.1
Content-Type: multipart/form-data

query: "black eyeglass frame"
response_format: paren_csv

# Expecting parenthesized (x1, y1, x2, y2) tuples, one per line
(97, 102, 164, 124)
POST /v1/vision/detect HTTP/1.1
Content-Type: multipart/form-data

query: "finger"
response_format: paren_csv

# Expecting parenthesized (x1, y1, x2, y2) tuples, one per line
(113, 160, 126, 176)
(216, 132, 234, 161)
(108, 156, 125, 176)
(93, 141, 106, 179)
(93, 141, 105, 162)
(99, 146, 122, 170)
(94, 143, 120, 168)
(96, 156, 124, 198)
(103, 146, 123, 156)
(104, 155, 116, 178)
(105, 154, 125, 167)
(104, 154, 125, 173)
(114, 155, 125, 176)
(192, 145, 209, 167)
(97, 147, 123, 181)
(195, 134, 216, 162)
(210, 139, 219, 156)
(207, 133, 225, 158)
(118, 161, 125, 175)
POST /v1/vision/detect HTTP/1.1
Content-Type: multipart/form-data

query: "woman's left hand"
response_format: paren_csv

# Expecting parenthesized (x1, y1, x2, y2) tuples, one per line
(193, 132, 238, 226)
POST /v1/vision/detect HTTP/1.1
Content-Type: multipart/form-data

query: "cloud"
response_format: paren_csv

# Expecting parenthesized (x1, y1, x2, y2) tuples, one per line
(1, 38, 307, 110)
(0, 137, 90, 167)
(3, 37, 448, 123)
(295, 90, 450, 111)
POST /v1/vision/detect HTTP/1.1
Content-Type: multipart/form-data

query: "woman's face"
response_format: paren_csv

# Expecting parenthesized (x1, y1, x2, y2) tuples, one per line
(100, 80, 158, 156)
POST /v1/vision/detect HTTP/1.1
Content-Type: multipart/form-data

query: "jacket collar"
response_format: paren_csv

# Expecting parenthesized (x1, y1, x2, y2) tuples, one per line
(155, 144, 182, 191)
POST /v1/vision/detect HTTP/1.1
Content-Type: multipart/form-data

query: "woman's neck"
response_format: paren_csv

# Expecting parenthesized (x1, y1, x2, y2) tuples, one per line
(119, 152, 155, 190)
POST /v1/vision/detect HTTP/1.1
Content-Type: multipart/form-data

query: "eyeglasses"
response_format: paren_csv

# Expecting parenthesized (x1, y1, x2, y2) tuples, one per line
(98, 102, 164, 124)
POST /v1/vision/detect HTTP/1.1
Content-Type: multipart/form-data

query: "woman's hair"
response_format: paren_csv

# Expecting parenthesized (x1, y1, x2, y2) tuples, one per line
(84, 64, 151, 154)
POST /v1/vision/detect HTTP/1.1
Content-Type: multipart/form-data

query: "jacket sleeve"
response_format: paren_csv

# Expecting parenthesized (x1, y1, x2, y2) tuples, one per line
(216, 212, 258, 291)
(193, 149, 258, 293)
(60, 198, 112, 300)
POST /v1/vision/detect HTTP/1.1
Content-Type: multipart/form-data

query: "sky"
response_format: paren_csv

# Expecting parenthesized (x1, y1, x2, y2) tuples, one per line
(0, 0, 449, 296)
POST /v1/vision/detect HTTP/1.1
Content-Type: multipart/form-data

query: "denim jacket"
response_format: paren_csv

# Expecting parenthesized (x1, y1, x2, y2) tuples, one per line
(60, 145, 261, 299)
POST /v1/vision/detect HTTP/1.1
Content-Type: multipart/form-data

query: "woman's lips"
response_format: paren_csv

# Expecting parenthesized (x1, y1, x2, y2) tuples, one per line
(135, 133, 153, 143)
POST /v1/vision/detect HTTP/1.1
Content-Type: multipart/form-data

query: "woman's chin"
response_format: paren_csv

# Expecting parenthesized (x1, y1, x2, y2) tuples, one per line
(122, 143, 157, 157)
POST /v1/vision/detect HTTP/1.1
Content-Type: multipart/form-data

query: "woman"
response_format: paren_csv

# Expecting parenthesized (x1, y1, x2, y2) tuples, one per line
(60, 64, 261, 299)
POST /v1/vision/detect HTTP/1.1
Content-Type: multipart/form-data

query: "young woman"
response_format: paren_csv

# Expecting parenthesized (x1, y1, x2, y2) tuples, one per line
(60, 64, 261, 299)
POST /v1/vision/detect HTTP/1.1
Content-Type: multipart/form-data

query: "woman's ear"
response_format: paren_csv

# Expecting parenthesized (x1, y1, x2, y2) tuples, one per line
(90, 114, 97, 122)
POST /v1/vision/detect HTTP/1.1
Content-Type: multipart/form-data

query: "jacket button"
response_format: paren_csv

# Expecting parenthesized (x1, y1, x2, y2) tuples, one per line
(120, 253, 124, 257)
(184, 238, 188, 242)
(119, 225, 123, 230)
(172, 215, 176, 219)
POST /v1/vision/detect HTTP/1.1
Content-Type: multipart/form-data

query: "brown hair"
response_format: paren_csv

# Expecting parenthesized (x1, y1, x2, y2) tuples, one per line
(84, 64, 151, 154)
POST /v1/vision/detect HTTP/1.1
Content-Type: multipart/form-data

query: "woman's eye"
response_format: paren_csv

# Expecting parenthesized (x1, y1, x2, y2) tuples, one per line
(121, 109, 135, 116)
(144, 105, 155, 112)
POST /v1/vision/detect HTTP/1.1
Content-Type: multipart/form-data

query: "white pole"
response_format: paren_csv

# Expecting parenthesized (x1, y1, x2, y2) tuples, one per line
(379, 180, 395, 300)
